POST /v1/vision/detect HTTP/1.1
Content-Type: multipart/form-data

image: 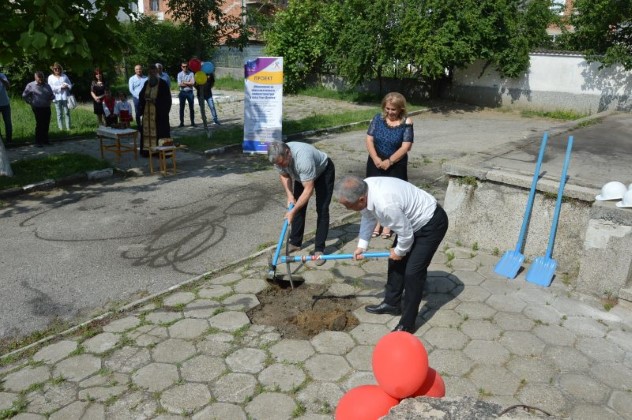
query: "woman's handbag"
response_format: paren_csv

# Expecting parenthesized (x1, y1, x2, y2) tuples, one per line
(67, 94, 77, 110)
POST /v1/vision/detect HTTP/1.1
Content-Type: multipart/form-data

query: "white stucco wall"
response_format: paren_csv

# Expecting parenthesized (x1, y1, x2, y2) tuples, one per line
(445, 53, 632, 113)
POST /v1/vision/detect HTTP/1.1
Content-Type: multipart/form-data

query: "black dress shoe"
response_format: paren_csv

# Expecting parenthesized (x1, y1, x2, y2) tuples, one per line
(392, 324, 413, 333)
(365, 302, 402, 315)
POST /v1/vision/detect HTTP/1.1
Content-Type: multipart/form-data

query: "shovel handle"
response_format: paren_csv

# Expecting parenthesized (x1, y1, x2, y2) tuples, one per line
(281, 252, 390, 263)
(271, 203, 294, 268)
(516, 132, 548, 252)
(545, 136, 573, 259)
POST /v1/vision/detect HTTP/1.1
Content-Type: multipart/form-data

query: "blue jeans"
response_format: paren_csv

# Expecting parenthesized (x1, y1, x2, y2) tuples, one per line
(54, 100, 71, 130)
(0, 104, 12, 142)
(179, 90, 195, 125)
(200, 97, 219, 124)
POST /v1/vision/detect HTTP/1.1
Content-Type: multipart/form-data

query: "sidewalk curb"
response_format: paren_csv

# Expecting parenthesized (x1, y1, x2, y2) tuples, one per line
(0, 168, 115, 200)
(0, 209, 359, 360)
(0, 108, 429, 199)
(202, 108, 430, 156)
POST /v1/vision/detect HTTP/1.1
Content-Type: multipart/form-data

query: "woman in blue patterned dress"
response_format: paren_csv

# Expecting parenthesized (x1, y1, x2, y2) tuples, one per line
(365, 92, 414, 238)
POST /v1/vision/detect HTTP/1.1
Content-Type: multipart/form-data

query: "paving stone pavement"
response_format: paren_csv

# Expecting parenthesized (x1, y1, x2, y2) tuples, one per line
(1, 216, 632, 419)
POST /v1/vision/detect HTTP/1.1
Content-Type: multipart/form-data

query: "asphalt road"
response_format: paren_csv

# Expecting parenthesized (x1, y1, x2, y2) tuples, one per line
(0, 105, 558, 342)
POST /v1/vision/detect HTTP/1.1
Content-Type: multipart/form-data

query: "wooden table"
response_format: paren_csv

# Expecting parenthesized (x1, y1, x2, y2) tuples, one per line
(96, 127, 138, 161)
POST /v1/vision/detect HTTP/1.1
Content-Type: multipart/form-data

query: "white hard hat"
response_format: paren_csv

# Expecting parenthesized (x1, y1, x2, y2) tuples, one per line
(617, 190, 632, 208)
(596, 181, 627, 201)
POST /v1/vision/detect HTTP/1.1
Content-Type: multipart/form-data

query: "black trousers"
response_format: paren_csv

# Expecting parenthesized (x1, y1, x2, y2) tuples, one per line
(366, 153, 408, 181)
(385, 205, 449, 329)
(290, 158, 335, 253)
(32, 106, 51, 145)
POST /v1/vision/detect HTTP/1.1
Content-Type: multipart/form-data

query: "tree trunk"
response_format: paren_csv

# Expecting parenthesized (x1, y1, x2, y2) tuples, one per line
(0, 137, 13, 177)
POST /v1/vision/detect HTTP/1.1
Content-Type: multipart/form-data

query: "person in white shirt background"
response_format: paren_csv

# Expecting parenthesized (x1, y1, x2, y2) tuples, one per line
(47, 62, 73, 130)
(334, 175, 449, 333)
(128, 64, 147, 129)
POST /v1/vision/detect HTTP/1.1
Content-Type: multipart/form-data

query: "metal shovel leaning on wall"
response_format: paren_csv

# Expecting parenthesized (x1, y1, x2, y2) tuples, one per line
(494, 132, 549, 279)
(526, 136, 574, 287)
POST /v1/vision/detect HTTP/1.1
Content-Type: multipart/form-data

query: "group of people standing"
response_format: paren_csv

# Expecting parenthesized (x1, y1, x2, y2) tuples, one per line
(0, 60, 220, 151)
(268, 92, 449, 334)
(127, 61, 220, 157)
(16, 63, 73, 147)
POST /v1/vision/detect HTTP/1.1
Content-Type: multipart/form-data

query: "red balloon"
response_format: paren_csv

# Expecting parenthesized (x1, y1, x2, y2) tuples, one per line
(335, 385, 399, 420)
(410, 367, 446, 398)
(372, 331, 429, 399)
(188, 58, 202, 73)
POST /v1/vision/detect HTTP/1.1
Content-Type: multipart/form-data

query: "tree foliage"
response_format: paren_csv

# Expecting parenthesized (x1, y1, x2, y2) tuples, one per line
(0, 0, 134, 73)
(166, 0, 247, 56)
(264, 0, 333, 93)
(265, 0, 554, 91)
(121, 16, 206, 78)
(567, 0, 632, 69)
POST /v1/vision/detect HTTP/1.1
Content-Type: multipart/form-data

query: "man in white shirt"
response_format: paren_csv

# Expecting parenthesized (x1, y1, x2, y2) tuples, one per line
(128, 64, 147, 129)
(334, 175, 449, 333)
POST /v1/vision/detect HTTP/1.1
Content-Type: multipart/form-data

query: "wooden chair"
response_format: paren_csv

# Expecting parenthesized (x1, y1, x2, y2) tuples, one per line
(148, 138, 177, 175)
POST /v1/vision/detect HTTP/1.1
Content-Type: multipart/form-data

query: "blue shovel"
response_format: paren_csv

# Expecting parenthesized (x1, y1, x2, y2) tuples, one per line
(526, 136, 574, 287)
(281, 252, 390, 264)
(266, 203, 294, 280)
(494, 132, 549, 279)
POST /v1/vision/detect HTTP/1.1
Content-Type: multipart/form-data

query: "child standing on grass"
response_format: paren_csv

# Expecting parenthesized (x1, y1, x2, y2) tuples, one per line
(114, 92, 132, 128)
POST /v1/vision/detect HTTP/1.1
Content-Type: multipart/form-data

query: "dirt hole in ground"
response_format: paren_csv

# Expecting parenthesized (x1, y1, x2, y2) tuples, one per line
(247, 282, 361, 339)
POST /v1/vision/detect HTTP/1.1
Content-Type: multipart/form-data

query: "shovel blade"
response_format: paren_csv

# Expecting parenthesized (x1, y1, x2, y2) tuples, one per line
(494, 250, 524, 279)
(525, 256, 557, 287)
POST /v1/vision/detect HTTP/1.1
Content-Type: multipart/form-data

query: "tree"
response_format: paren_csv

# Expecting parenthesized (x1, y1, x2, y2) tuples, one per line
(567, 0, 632, 69)
(327, 0, 403, 88)
(264, 0, 333, 93)
(265, 0, 554, 93)
(166, 0, 247, 57)
(0, 0, 135, 73)
(121, 16, 205, 77)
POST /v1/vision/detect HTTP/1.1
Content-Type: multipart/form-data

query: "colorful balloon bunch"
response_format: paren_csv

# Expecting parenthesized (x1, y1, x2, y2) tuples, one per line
(335, 331, 445, 420)
(188, 58, 215, 86)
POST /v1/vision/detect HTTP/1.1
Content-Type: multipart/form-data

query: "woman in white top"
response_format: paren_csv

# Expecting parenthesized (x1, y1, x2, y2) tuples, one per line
(47, 62, 73, 130)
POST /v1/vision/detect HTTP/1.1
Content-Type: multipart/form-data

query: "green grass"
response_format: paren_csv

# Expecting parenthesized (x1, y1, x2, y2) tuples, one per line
(521, 109, 588, 121)
(0, 153, 111, 190)
(7, 97, 105, 145)
(214, 76, 245, 91)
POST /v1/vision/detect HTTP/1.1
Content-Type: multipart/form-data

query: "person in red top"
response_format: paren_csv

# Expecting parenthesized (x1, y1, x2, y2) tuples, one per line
(101, 88, 117, 127)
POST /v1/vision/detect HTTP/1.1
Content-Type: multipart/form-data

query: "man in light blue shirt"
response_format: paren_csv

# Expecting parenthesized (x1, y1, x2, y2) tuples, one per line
(177, 61, 195, 127)
(268, 141, 336, 265)
(0, 72, 12, 143)
(335, 175, 449, 333)
(128, 64, 147, 129)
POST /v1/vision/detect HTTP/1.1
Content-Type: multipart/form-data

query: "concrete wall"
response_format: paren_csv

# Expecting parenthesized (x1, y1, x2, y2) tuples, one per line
(443, 53, 632, 113)
(443, 177, 632, 301)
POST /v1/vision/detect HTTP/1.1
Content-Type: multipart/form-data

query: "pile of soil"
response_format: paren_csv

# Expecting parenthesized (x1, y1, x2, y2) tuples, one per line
(247, 282, 361, 339)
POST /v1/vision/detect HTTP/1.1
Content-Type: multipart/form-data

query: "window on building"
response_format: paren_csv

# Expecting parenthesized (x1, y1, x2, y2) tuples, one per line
(150, 0, 159, 12)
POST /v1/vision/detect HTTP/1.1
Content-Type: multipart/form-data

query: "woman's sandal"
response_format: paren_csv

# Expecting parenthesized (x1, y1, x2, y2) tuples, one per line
(381, 231, 393, 239)
(372, 229, 381, 238)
